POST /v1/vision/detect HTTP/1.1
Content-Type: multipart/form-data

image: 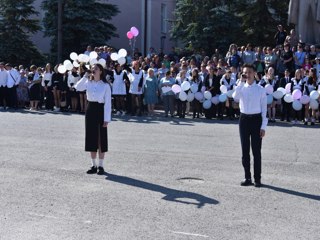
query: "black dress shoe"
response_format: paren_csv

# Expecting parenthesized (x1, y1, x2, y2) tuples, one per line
(240, 179, 253, 186)
(86, 166, 97, 174)
(254, 181, 262, 188)
(97, 166, 105, 175)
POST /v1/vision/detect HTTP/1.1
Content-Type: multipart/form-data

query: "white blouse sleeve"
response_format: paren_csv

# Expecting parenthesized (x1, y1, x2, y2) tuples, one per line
(104, 83, 112, 123)
(74, 74, 88, 91)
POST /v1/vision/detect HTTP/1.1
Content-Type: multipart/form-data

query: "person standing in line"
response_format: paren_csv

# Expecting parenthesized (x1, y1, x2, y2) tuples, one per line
(233, 63, 268, 187)
(159, 70, 175, 117)
(5, 63, 20, 109)
(74, 63, 111, 175)
(42, 63, 54, 110)
(0, 62, 8, 110)
(143, 68, 158, 116)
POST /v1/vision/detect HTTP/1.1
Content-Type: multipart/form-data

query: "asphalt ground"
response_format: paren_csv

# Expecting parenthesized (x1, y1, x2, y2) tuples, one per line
(0, 109, 319, 240)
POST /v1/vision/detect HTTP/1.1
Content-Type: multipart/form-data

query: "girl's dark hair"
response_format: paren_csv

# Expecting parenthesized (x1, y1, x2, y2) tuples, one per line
(95, 63, 106, 82)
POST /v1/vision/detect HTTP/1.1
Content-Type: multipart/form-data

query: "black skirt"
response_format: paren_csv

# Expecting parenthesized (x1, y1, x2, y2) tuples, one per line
(85, 101, 108, 152)
(29, 83, 41, 101)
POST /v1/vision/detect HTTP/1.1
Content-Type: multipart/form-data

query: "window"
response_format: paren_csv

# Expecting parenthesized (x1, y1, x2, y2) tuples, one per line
(161, 3, 167, 33)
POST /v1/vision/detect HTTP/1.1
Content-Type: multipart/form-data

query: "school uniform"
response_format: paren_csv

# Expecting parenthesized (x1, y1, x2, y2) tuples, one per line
(6, 69, 20, 108)
(220, 75, 237, 119)
(128, 69, 144, 115)
(112, 70, 127, 96)
(279, 76, 291, 121)
(175, 77, 188, 118)
(189, 78, 203, 119)
(28, 72, 41, 101)
(290, 78, 304, 121)
(42, 72, 54, 110)
(75, 74, 112, 153)
(0, 69, 8, 108)
(67, 72, 80, 98)
(233, 81, 268, 185)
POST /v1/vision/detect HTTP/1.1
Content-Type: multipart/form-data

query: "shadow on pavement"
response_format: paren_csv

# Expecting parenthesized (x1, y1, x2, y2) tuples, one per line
(262, 184, 320, 201)
(105, 173, 219, 208)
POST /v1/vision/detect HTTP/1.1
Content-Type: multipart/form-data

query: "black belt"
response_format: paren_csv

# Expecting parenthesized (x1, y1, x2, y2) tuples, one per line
(240, 113, 261, 117)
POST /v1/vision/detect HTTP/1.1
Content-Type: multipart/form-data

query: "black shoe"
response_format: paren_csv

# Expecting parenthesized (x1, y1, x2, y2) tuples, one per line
(240, 179, 253, 186)
(86, 166, 97, 174)
(97, 166, 105, 175)
(311, 122, 315, 126)
(254, 181, 262, 188)
(304, 122, 308, 125)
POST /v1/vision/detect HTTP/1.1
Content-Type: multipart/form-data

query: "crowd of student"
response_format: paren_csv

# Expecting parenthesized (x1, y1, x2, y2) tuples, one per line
(0, 25, 320, 125)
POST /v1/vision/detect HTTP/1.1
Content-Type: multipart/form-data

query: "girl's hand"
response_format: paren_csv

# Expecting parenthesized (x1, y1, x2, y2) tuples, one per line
(103, 122, 108, 128)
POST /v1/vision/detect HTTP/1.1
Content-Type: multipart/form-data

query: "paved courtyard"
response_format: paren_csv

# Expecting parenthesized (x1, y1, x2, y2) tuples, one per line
(0, 110, 319, 240)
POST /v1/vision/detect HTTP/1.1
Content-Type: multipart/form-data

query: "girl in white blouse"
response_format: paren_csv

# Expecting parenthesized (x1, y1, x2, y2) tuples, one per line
(75, 63, 112, 175)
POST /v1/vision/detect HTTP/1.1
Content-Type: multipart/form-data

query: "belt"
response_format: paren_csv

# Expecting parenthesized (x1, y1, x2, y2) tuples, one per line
(240, 113, 261, 117)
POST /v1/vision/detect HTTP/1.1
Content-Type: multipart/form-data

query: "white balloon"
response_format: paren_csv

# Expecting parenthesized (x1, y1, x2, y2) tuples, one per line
(65, 62, 73, 71)
(310, 99, 319, 110)
(89, 58, 98, 65)
(179, 91, 187, 101)
(220, 85, 227, 94)
(181, 81, 190, 91)
(187, 92, 194, 102)
(82, 54, 90, 63)
(89, 51, 98, 59)
(195, 92, 204, 101)
(118, 57, 126, 65)
(284, 94, 294, 103)
(227, 89, 234, 98)
(292, 100, 302, 111)
(73, 61, 80, 68)
(277, 87, 286, 95)
(310, 90, 319, 100)
(204, 91, 212, 100)
(285, 83, 291, 93)
(63, 59, 72, 66)
(203, 100, 212, 109)
(300, 95, 310, 104)
(98, 58, 106, 68)
(58, 65, 66, 74)
(211, 96, 219, 105)
(78, 54, 85, 62)
(118, 48, 127, 58)
(265, 84, 274, 94)
(111, 52, 119, 61)
(191, 83, 198, 93)
(219, 93, 227, 102)
(70, 52, 78, 61)
(272, 90, 284, 99)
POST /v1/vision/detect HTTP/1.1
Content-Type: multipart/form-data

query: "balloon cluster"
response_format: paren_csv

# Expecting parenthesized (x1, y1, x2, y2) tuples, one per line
(58, 52, 106, 74)
(110, 48, 128, 65)
(265, 83, 320, 111)
(169, 82, 235, 110)
(126, 26, 139, 54)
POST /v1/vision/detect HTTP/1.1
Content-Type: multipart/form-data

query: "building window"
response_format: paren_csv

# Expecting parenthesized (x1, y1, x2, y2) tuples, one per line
(161, 3, 167, 33)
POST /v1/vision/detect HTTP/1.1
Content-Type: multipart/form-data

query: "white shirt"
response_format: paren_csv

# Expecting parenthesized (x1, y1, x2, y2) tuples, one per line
(7, 69, 20, 88)
(129, 70, 144, 95)
(42, 72, 53, 87)
(67, 72, 80, 88)
(233, 81, 268, 130)
(0, 69, 8, 87)
(74, 76, 112, 123)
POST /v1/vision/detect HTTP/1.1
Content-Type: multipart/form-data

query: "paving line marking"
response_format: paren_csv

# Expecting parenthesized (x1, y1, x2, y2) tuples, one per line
(170, 230, 209, 238)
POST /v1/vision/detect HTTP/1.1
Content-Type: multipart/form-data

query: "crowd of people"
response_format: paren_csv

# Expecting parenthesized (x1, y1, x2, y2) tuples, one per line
(0, 25, 320, 125)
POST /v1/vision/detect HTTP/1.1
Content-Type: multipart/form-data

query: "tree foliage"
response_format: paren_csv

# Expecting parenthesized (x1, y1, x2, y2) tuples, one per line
(42, 0, 119, 62)
(171, 0, 290, 53)
(0, 0, 44, 66)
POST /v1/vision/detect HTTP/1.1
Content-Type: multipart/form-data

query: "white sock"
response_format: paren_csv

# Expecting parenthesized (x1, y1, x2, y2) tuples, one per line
(91, 158, 97, 167)
(99, 159, 104, 168)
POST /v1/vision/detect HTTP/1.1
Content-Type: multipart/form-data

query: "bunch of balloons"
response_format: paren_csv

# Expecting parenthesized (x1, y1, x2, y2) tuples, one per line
(110, 48, 128, 65)
(58, 51, 107, 74)
(126, 26, 139, 54)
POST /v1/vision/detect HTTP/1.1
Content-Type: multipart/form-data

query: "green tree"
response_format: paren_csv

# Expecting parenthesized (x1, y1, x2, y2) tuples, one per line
(171, 0, 241, 54)
(232, 0, 291, 47)
(42, 0, 119, 62)
(0, 0, 44, 66)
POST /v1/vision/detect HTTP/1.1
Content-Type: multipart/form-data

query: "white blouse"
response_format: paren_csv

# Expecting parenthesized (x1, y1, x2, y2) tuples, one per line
(75, 76, 112, 123)
(42, 72, 53, 87)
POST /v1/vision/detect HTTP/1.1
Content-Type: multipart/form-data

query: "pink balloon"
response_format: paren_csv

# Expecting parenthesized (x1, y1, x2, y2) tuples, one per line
(130, 26, 139, 37)
(127, 31, 133, 39)
(292, 89, 302, 100)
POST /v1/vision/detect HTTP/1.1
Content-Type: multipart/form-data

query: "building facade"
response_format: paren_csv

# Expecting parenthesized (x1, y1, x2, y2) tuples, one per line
(32, 0, 177, 56)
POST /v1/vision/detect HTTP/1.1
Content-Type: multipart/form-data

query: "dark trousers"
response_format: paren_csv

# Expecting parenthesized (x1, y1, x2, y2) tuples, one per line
(0, 86, 7, 107)
(281, 99, 291, 121)
(177, 99, 186, 117)
(7, 86, 17, 108)
(239, 113, 262, 181)
(163, 95, 175, 116)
